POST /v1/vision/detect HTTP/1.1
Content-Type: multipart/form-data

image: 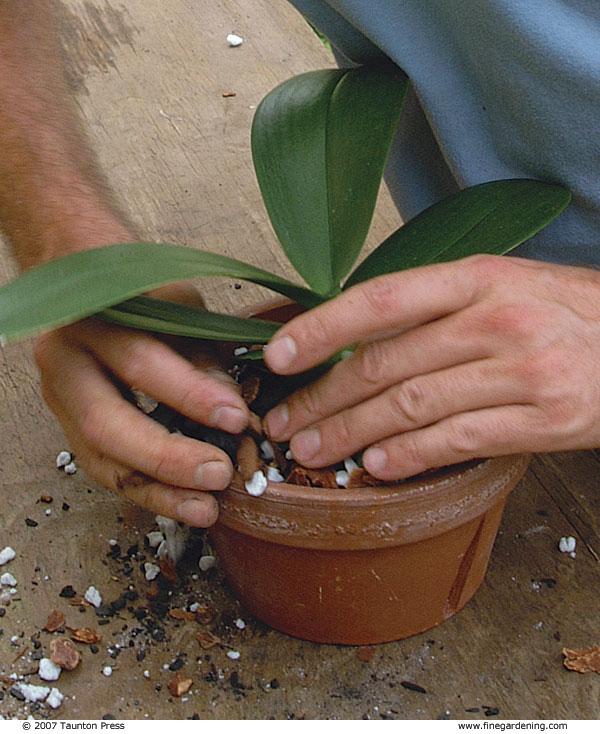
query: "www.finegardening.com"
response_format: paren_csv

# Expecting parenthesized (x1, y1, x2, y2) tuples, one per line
(458, 724, 568, 731)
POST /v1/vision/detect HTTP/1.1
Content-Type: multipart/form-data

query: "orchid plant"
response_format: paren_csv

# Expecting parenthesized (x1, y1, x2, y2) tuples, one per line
(0, 64, 570, 358)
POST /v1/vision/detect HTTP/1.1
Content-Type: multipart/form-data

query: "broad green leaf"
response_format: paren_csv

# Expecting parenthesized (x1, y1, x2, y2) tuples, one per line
(0, 242, 323, 344)
(100, 296, 281, 343)
(252, 64, 408, 297)
(345, 179, 572, 288)
(327, 65, 409, 283)
(252, 69, 343, 296)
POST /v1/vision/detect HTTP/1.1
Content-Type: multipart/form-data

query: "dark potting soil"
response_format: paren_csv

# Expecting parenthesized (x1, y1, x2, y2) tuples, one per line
(146, 360, 362, 487)
(148, 360, 316, 452)
(143, 358, 463, 488)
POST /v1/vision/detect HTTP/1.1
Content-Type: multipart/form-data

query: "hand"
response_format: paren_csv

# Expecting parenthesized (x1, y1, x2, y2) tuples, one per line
(263, 255, 600, 479)
(34, 282, 248, 526)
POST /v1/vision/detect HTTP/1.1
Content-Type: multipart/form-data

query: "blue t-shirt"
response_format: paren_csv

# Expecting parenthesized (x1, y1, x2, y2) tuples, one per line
(289, 0, 600, 264)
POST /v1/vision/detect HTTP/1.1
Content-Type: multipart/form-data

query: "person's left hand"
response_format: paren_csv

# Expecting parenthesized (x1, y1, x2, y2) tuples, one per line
(263, 254, 600, 479)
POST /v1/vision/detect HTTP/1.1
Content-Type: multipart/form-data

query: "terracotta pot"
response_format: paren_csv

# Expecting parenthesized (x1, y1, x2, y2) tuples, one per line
(209, 299, 530, 645)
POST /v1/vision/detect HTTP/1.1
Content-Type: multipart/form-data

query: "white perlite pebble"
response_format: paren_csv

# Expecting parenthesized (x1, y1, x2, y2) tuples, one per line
(56, 451, 72, 468)
(156, 515, 189, 564)
(143, 670, 150, 679)
(559, 536, 577, 553)
(146, 531, 165, 549)
(39, 658, 62, 682)
(0, 546, 16, 566)
(336, 470, 350, 488)
(235, 618, 246, 630)
(46, 688, 64, 709)
(199, 555, 216, 572)
(84, 585, 102, 608)
(63, 461, 77, 475)
(344, 457, 360, 474)
(267, 466, 284, 483)
(226, 33, 243, 46)
(233, 346, 248, 356)
(157, 514, 177, 534)
(245, 470, 267, 497)
(260, 440, 275, 461)
(144, 563, 161, 581)
(227, 650, 241, 660)
(1, 572, 17, 587)
(102, 666, 113, 677)
(15, 682, 50, 703)
(108, 539, 118, 546)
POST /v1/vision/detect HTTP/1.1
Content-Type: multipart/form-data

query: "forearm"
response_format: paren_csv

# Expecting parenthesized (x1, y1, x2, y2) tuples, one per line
(0, 0, 134, 270)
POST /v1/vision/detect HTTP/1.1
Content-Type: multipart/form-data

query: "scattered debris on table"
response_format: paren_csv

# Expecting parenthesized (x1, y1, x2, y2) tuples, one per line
(558, 535, 577, 558)
(226, 33, 243, 47)
(42, 610, 65, 633)
(563, 644, 600, 674)
(0, 547, 16, 566)
(56, 451, 77, 475)
(0, 507, 269, 719)
(49, 638, 81, 671)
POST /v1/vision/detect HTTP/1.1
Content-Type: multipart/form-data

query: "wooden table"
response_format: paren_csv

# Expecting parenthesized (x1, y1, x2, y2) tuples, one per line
(1, 0, 599, 720)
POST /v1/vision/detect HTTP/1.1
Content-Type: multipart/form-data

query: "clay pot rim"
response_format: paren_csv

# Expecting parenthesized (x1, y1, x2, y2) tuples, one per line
(230, 458, 486, 507)
(219, 454, 529, 549)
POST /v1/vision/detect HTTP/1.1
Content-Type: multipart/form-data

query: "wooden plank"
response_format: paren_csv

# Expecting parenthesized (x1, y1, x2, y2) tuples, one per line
(528, 453, 600, 561)
(1, 0, 599, 721)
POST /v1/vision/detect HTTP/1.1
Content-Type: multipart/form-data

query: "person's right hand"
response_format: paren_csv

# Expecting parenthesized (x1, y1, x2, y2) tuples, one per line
(33, 282, 249, 527)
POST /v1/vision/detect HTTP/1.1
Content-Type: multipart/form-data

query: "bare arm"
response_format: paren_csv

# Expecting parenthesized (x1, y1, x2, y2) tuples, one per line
(0, 0, 133, 268)
(0, 1, 248, 526)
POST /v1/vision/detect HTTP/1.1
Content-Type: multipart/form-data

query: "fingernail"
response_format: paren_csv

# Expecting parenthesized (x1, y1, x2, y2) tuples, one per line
(194, 461, 232, 490)
(211, 405, 246, 433)
(363, 447, 387, 475)
(265, 336, 297, 372)
(177, 498, 219, 527)
(290, 428, 321, 462)
(265, 403, 289, 438)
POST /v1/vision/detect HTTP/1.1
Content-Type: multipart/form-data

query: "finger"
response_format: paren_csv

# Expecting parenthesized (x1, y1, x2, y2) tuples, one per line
(264, 259, 482, 374)
(72, 319, 247, 434)
(68, 442, 220, 527)
(362, 404, 544, 480)
(39, 342, 234, 491)
(150, 281, 207, 307)
(287, 359, 525, 467)
(265, 309, 489, 440)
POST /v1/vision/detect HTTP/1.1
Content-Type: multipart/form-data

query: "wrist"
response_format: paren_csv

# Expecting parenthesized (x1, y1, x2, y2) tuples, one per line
(8, 183, 137, 270)
(38, 201, 137, 264)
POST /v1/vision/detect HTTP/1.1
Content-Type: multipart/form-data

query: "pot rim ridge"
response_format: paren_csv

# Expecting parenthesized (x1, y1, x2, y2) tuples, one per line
(217, 454, 530, 550)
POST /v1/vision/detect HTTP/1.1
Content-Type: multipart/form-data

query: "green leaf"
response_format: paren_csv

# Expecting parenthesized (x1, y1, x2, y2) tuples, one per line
(345, 179, 572, 287)
(237, 349, 266, 360)
(100, 296, 281, 343)
(0, 242, 323, 344)
(252, 64, 408, 296)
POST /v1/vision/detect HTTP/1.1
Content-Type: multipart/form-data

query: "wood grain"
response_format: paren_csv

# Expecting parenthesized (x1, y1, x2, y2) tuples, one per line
(0, 0, 599, 720)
